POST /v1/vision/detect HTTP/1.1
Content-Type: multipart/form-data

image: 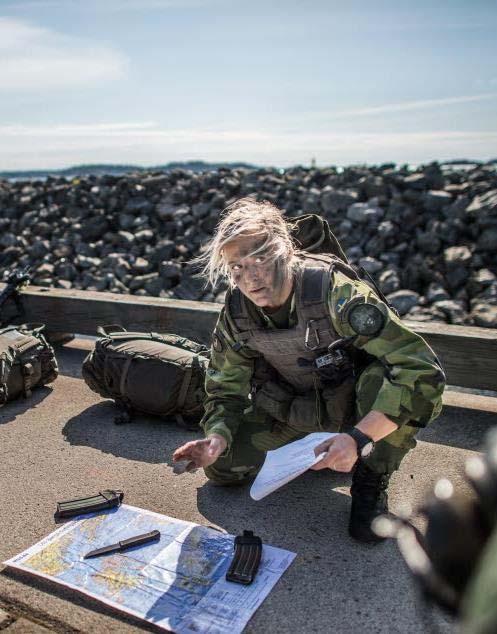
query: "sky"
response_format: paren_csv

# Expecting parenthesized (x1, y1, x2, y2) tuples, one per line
(0, 0, 496, 170)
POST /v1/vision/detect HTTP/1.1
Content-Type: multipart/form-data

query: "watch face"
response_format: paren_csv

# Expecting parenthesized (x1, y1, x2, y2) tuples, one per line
(361, 441, 374, 458)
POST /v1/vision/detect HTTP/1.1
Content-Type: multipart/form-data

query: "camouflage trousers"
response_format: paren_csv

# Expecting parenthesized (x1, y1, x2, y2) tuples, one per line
(204, 408, 419, 485)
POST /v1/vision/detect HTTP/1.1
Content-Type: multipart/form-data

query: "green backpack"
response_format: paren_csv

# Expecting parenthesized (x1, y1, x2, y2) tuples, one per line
(0, 323, 58, 406)
(82, 326, 210, 428)
(289, 213, 349, 262)
(290, 213, 394, 309)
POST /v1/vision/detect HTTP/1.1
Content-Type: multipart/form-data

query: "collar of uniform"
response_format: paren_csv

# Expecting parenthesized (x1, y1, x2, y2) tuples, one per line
(257, 288, 296, 329)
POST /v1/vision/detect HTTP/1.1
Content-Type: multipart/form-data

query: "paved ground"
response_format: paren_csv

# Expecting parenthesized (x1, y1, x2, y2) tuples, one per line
(1, 338, 496, 633)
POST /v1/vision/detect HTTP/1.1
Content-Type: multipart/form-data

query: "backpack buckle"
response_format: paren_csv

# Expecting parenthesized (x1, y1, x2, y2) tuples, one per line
(22, 361, 34, 398)
(0, 383, 7, 405)
(304, 320, 321, 351)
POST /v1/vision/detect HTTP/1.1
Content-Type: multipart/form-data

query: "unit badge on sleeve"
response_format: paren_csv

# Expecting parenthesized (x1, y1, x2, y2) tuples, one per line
(347, 302, 385, 336)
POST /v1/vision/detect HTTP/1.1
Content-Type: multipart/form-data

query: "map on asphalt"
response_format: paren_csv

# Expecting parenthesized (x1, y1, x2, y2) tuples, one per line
(4, 504, 295, 633)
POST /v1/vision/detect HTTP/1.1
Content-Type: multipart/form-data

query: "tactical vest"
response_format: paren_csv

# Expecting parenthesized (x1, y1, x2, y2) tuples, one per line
(225, 253, 359, 395)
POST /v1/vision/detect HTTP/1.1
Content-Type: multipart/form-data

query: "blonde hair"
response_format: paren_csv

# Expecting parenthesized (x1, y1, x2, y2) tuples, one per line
(197, 197, 296, 289)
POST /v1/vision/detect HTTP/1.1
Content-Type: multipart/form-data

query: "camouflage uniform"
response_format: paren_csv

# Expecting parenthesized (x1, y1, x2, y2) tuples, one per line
(201, 255, 445, 484)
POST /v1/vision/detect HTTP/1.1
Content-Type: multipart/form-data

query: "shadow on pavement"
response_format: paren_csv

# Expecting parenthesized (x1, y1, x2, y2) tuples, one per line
(0, 386, 52, 425)
(54, 340, 495, 454)
(196, 468, 351, 540)
(60, 399, 495, 469)
(62, 401, 200, 464)
(53, 345, 88, 379)
(1, 568, 166, 633)
(194, 469, 449, 633)
(143, 525, 233, 629)
(417, 405, 496, 451)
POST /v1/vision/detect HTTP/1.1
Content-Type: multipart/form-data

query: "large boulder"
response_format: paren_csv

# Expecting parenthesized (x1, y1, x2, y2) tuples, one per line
(320, 187, 358, 215)
(466, 189, 497, 226)
(1, 162, 496, 328)
(386, 289, 420, 316)
(378, 268, 400, 295)
(423, 190, 452, 212)
(358, 256, 383, 274)
(476, 227, 497, 252)
(346, 202, 384, 224)
(471, 304, 497, 328)
(432, 300, 467, 325)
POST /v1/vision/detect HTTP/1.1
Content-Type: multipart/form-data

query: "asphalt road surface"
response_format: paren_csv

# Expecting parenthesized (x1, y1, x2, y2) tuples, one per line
(1, 338, 495, 633)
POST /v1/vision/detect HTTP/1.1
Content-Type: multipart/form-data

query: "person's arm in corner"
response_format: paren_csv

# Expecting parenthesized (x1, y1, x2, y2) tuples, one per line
(173, 308, 255, 468)
(312, 270, 446, 472)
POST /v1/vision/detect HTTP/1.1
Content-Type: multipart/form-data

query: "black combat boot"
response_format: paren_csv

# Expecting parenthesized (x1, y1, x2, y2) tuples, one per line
(349, 460, 390, 544)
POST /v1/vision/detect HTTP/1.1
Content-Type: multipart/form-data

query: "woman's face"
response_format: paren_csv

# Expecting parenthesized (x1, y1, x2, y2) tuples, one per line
(223, 236, 292, 310)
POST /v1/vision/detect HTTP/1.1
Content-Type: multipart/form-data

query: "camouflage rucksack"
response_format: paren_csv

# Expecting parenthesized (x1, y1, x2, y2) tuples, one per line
(289, 213, 395, 309)
(0, 323, 58, 406)
(82, 326, 210, 428)
(288, 213, 349, 262)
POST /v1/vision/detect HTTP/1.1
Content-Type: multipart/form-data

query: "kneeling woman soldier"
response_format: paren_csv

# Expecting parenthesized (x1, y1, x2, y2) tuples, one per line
(173, 199, 445, 543)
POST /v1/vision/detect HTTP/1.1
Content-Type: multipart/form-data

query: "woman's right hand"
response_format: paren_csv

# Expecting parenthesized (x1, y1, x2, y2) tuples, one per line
(172, 434, 227, 469)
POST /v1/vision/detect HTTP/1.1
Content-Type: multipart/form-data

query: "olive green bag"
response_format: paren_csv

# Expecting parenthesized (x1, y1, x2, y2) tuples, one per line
(289, 213, 349, 262)
(82, 326, 209, 427)
(289, 213, 395, 309)
(0, 323, 58, 406)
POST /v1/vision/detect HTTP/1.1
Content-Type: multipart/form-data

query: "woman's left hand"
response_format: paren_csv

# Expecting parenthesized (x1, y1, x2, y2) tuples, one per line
(310, 433, 358, 473)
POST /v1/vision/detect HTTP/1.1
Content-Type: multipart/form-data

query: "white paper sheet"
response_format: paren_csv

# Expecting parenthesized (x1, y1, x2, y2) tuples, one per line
(250, 432, 337, 500)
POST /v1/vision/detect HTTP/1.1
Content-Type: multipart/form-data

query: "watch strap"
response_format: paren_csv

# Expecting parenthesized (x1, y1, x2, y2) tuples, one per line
(346, 427, 374, 457)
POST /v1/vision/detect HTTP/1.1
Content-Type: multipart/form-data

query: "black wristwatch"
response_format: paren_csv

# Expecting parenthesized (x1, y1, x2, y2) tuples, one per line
(346, 428, 375, 459)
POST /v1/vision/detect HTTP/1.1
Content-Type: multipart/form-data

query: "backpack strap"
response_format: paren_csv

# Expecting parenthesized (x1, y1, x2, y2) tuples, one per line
(294, 260, 336, 351)
(0, 384, 7, 406)
(176, 364, 193, 411)
(97, 324, 127, 336)
(327, 257, 399, 315)
(97, 329, 209, 355)
(175, 355, 201, 428)
(301, 266, 331, 306)
(119, 357, 133, 396)
(226, 287, 258, 344)
(355, 266, 398, 314)
(0, 323, 45, 337)
(99, 331, 154, 342)
(0, 352, 8, 404)
(22, 361, 35, 398)
(229, 287, 244, 319)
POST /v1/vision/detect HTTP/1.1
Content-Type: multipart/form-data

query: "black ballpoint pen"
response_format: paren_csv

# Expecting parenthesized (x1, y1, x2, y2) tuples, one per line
(83, 530, 161, 559)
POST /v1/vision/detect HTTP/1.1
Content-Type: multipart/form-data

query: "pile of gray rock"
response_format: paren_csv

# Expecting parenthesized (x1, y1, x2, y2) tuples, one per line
(1, 161, 496, 327)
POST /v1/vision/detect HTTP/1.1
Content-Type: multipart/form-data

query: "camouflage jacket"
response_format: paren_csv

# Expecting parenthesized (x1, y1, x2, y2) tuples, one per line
(201, 268, 446, 450)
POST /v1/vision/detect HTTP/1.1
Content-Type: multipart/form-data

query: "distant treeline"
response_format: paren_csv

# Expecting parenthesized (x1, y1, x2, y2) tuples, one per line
(0, 161, 258, 180)
(2, 158, 497, 181)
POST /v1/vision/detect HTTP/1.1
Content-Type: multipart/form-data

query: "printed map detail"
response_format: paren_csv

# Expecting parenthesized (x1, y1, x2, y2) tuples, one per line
(4, 505, 295, 633)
